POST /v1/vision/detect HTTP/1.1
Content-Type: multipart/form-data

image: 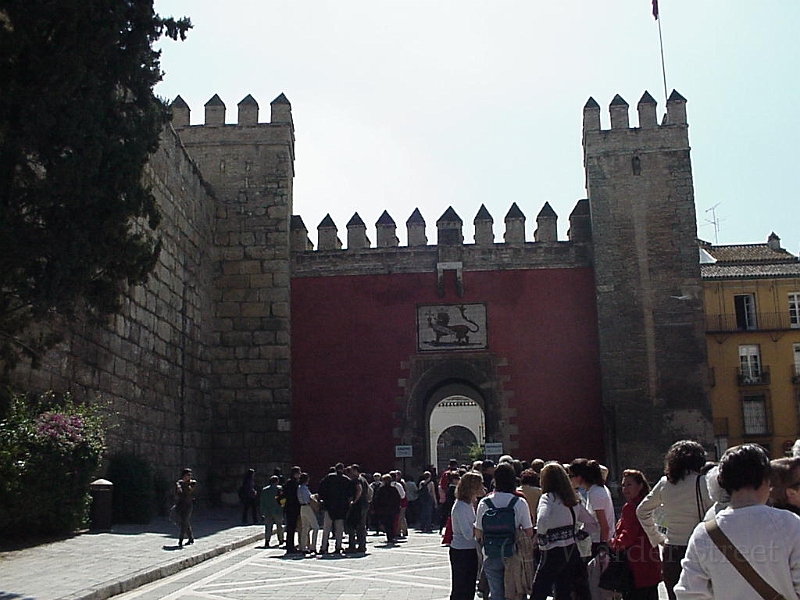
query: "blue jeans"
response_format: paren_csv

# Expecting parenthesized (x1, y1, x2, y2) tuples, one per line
(482, 555, 506, 600)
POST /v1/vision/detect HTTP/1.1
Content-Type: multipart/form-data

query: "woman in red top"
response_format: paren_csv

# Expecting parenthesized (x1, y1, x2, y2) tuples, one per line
(610, 469, 662, 600)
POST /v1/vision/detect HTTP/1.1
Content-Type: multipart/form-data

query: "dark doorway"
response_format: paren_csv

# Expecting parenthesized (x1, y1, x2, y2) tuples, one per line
(436, 425, 477, 473)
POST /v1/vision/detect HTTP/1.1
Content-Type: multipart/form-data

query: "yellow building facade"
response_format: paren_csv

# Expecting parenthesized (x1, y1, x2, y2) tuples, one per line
(702, 233, 800, 458)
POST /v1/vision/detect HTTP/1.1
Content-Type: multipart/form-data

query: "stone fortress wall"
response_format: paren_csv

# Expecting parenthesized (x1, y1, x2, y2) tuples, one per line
(12, 89, 713, 493)
(12, 125, 218, 477)
(583, 91, 712, 473)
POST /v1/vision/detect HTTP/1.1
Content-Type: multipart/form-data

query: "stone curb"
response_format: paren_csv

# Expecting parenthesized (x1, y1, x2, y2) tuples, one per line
(61, 531, 264, 600)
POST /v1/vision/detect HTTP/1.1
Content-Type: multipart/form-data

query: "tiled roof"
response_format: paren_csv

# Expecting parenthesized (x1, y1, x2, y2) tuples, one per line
(699, 239, 800, 280)
(701, 263, 800, 279)
(702, 243, 796, 264)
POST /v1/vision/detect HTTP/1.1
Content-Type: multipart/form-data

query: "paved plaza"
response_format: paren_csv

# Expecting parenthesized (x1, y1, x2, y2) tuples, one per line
(1, 507, 669, 600)
(116, 534, 452, 600)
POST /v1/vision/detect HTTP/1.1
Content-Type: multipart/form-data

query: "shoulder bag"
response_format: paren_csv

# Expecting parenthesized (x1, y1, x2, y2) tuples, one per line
(704, 519, 787, 600)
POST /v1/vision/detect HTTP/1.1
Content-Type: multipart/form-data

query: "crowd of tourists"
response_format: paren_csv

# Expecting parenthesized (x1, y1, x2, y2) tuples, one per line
(174, 439, 800, 600)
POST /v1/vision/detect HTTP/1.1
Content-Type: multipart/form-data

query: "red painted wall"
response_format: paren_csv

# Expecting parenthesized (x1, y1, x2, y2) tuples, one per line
(291, 267, 603, 484)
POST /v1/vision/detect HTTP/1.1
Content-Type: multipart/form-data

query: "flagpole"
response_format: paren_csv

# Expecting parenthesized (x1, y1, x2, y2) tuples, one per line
(655, 1, 668, 103)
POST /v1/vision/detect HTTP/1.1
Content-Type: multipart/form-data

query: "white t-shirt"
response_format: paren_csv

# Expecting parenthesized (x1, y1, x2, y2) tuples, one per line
(585, 484, 615, 543)
(450, 499, 477, 550)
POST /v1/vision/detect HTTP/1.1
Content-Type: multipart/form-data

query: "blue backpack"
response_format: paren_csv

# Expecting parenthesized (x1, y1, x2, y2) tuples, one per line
(481, 496, 520, 559)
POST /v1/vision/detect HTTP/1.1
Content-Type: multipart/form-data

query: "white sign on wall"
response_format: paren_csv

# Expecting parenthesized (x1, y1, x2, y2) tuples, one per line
(395, 445, 413, 458)
(484, 442, 503, 456)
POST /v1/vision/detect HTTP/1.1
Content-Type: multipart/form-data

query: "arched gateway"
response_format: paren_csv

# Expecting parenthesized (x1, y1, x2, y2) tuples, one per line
(398, 355, 509, 477)
(430, 397, 484, 473)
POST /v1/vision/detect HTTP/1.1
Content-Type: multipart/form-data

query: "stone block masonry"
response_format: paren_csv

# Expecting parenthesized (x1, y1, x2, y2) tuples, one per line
(172, 94, 295, 487)
(11, 125, 217, 480)
(584, 91, 712, 479)
(11, 92, 296, 496)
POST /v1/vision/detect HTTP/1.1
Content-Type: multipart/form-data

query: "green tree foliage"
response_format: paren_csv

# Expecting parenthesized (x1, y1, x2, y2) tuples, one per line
(0, 1, 190, 372)
(0, 391, 107, 536)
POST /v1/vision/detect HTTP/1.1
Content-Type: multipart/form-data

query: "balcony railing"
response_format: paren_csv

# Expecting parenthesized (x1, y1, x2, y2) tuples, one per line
(706, 312, 798, 333)
(738, 366, 770, 386)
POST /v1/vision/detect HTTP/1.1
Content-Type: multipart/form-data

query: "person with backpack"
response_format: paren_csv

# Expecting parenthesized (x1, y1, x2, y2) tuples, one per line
(475, 462, 534, 600)
(531, 462, 598, 600)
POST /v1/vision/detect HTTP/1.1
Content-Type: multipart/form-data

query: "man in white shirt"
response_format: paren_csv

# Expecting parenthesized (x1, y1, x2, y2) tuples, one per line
(676, 444, 800, 600)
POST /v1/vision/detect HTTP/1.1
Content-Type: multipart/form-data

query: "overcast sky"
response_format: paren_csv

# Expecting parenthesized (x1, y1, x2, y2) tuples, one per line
(153, 0, 800, 253)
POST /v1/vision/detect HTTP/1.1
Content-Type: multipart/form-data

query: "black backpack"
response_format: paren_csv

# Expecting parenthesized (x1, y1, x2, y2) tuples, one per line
(481, 496, 520, 559)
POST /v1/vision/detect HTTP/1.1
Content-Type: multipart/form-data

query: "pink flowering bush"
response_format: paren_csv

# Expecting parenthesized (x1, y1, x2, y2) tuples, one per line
(0, 391, 106, 536)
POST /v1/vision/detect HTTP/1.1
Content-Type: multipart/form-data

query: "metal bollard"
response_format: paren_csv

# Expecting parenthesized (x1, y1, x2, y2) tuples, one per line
(89, 478, 114, 531)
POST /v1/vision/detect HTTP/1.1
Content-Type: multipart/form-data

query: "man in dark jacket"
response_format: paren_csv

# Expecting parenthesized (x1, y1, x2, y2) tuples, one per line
(318, 462, 353, 554)
(345, 464, 370, 554)
(372, 473, 402, 543)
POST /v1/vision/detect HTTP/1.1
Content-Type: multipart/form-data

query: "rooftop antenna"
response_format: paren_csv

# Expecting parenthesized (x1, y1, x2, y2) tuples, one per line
(704, 203, 722, 244)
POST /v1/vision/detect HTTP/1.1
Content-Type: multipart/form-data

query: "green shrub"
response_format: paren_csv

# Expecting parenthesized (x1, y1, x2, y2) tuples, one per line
(468, 442, 486, 463)
(106, 453, 155, 524)
(0, 391, 106, 536)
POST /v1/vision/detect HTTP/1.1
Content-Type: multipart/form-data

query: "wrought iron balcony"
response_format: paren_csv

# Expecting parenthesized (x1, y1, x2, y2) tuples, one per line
(706, 312, 797, 333)
(737, 366, 770, 386)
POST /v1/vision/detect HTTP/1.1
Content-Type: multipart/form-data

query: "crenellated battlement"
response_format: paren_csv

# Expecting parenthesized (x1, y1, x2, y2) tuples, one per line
(290, 200, 592, 254)
(582, 89, 686, 134)
(170, 92, 296, 188)
(170, 93, 294, 129)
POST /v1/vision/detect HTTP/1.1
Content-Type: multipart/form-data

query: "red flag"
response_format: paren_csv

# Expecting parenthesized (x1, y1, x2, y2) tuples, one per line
(652, 0, 659, 20)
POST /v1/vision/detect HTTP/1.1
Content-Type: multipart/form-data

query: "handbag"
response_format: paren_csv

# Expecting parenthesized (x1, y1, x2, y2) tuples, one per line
(704, 519, 787, 600)
(695, 474, 706, 521)
(442, 515, 453, 545)
(597, 549, 634, 594)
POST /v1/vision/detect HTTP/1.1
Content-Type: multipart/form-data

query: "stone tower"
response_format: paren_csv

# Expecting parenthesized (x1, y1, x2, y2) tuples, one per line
(171, 93, 295, 482)
(583, 91, 712, 478)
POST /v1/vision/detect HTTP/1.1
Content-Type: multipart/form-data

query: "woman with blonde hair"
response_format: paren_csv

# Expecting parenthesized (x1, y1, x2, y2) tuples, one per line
(531, 462, 598, 600)
(448, 472, 485, 600)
